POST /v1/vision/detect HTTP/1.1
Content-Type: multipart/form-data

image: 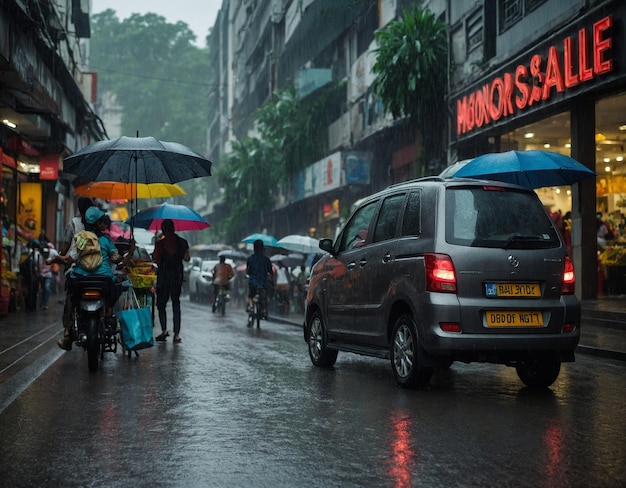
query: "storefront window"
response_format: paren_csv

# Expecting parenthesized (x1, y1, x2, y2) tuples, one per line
(596, 93, 626, 293)
(501, 110, 573, 220)
(595, 93, 626, 230)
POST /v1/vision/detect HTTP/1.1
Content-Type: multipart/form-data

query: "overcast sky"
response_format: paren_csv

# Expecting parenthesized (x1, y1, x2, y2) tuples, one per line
(92, 0, 223, 46)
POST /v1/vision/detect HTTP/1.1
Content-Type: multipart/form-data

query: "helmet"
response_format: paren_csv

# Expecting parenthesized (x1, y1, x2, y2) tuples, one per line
(85, 206, 106, 224)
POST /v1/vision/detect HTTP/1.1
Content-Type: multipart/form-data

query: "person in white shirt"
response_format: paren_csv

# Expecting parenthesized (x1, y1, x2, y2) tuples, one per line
(38, 243, 58, 310)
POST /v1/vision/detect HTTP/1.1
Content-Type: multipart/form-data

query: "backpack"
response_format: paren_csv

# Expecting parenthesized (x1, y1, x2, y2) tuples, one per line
(74, 230, 103, 271)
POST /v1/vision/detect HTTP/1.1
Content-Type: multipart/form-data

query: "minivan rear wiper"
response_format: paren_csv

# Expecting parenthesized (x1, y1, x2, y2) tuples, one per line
(504, 234, 544, 249)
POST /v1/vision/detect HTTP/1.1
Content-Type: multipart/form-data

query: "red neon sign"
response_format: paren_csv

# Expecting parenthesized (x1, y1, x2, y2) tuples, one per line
(456, 15, 613, 136)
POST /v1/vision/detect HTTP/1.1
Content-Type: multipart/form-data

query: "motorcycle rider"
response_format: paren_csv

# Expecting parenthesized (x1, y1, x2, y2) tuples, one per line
(211, 255, 234, 313)
(52, 207, 135, 350)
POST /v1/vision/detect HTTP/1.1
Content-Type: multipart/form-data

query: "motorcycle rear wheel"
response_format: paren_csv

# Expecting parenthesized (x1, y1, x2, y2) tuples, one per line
(86, 316, 100, 372)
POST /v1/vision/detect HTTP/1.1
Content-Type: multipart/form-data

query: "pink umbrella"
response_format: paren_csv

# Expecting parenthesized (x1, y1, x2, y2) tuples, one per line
(126, 203, 210, 232)
(107, 222, 131, 240)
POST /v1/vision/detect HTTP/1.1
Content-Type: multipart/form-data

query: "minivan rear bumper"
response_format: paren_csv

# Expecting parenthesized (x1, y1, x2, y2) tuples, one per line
(417, 294, 581, 362)
(424, 331, 580, 361)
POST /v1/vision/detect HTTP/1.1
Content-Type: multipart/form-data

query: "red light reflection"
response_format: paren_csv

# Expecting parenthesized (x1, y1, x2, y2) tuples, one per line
(387, 412, 416, 488)
(543, 418, 566, 484)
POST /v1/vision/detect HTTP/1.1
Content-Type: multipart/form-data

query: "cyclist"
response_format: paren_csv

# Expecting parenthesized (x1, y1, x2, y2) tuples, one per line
(211, 255, 234, 313)
(246, 239, 273, 320)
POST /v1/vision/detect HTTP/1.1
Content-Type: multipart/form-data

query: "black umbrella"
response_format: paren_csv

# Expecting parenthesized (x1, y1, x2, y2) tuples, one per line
(63, 136, 212, 184)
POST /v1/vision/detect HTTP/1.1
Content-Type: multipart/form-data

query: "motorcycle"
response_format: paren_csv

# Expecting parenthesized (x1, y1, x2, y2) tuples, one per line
(67, 275, 124, 372)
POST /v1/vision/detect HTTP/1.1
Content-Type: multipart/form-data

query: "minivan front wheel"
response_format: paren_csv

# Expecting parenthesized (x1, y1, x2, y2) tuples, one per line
(391, 314, 433, 389)
(307, 311, 338, 367)
(515, 353, 561, 389)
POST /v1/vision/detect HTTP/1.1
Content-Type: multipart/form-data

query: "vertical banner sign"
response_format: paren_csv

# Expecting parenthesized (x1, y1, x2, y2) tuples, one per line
(39, 155, 59, 180)
(18, 182, 42, 241)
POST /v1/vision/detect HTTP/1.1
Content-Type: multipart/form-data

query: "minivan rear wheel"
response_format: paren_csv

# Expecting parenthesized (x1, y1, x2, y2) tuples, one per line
(307, 311, 338, 367)
(515, 353, 561, 388)
(391, 314, 433, 389)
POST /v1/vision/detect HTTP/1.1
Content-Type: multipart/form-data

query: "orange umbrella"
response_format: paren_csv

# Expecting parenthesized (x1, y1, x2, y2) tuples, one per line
(73, 181, 186, 200)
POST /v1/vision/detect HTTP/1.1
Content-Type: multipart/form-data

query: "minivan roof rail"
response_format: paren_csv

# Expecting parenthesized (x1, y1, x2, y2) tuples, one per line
(387, 176, 445, 189)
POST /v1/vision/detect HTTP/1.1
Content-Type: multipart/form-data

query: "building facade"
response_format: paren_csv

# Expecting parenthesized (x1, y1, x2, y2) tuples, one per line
(1, 0, 105, 304)
(446, 0, 625, 299)
(206, 0, 624, 300)
(207, 0, 421, 240)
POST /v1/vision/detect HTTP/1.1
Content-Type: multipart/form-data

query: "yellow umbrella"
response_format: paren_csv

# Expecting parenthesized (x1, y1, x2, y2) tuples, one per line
(73, 181, 186, 200)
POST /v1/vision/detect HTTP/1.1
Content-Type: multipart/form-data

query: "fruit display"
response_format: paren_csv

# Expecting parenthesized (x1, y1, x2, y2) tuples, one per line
(126, 260, 156, 288)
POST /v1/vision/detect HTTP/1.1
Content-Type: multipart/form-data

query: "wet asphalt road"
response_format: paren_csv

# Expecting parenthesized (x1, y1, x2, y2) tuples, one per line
(0, 299, 625, 487)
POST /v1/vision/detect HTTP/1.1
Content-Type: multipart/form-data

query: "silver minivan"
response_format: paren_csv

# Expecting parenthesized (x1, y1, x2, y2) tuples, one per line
(304, 177, 580, 389)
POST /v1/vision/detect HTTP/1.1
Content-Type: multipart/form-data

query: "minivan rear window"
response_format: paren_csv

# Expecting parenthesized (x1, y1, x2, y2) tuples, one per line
(445, 187, 560, 249)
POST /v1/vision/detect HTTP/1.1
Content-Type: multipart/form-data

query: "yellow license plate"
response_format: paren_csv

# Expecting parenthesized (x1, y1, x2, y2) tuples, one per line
(486, 283, 541, 297)
(485, 311, 544, 327)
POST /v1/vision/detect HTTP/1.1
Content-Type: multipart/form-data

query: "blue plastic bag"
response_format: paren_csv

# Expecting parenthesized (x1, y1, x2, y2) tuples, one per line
(119, 287, 154, 351)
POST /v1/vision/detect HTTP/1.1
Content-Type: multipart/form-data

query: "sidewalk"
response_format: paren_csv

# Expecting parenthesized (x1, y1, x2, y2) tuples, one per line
(578, 295, 626, 361)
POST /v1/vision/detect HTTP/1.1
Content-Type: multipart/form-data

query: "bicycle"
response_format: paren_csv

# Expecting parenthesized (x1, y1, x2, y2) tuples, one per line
(214, 285, 229, 316)
(247, 288, 267, 328)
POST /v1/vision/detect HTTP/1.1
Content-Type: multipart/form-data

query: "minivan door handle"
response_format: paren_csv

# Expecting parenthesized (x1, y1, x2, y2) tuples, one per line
(359, 259, 367, 267)
(347, 262, 356, 270)
(382, 252, 392, 263)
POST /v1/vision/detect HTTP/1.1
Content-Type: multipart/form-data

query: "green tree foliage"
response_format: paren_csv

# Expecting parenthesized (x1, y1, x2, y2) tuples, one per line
(216, 82, 346, 240)
(216, 137, 283, 242)
(90, 10, 209, 150)
(90, 10, 218, 239)
(371, 6, 447, 168)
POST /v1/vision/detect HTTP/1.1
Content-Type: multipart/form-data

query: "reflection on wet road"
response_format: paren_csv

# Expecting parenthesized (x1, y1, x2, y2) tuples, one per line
(0, 301, 624, 487)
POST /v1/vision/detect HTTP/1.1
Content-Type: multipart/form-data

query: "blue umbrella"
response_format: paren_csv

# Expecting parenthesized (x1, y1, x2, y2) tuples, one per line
(126, 203, 210, 232)
(241, 233, 279, 247)
(449, 150, 596, 189)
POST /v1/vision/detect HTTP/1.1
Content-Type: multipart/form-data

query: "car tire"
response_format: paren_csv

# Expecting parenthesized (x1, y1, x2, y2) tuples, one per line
(515, 353, 561, 389)
(390, 314, 433, 389)
(307, 310, 338, 367)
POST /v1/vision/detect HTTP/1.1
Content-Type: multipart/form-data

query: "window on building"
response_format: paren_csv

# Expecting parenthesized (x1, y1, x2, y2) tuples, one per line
(499, 0, 547, 34)
(467, 9, 483, 54)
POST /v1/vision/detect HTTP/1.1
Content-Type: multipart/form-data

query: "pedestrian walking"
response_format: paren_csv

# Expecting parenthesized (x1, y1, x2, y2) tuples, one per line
(38, 243, 58, 310)
(20, 240, 42, 312)
(152, 219, 190, 343)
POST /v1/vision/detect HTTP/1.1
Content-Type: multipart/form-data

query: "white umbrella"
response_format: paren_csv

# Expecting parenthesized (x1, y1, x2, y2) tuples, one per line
(277, 235, 321, 254)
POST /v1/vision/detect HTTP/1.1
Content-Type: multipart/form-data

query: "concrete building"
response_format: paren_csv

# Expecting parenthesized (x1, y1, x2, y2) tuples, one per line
(207, 0, 421, 240)
(206, 0, 624, 300)
(1, 0, 105, 288)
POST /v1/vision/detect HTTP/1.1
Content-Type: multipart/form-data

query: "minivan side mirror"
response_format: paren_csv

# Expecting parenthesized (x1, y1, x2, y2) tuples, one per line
(319, 238, 334, 254)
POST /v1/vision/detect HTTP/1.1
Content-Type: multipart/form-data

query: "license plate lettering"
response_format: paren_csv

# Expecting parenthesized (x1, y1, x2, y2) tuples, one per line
(486, 311, 543, 327)
(486, 283, 540, 297)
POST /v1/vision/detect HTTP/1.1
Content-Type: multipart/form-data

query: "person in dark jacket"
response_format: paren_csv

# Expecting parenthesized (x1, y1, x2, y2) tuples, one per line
(246, 239, 273, 320)
(152, 219, 190, 343)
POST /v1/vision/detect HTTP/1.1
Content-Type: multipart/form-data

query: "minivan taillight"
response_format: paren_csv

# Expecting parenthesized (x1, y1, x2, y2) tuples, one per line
(561, 256, 575, 294)
(425, 253, 457, 293)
